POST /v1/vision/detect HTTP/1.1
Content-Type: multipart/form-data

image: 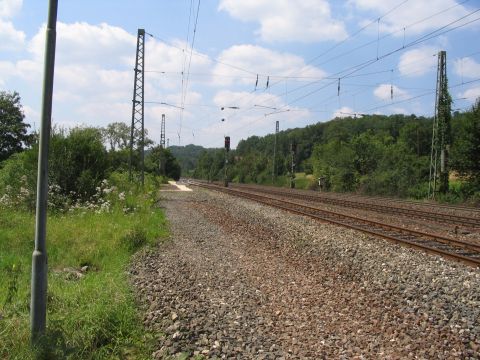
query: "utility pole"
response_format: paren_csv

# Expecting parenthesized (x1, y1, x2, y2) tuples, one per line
(160, 114, 166, 148)
(272, 120, 279, 184)
(129, 28, 145, 186)
(224, 136, 230, 187)
(428, 51, 451, 198)
(167, 138, 169, 148)
(290, 141, 296, 189)
(31, 0, 57, 343)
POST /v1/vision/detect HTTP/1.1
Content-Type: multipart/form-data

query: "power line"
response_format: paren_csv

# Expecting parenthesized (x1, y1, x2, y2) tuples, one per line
(154, 4, 479, 148)
(258, 0, 472, 99)
(179, 0, 201, 145)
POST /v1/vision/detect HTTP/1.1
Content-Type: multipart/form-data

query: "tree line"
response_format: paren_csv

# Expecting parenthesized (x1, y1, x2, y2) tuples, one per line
(192, 102, 480, 203)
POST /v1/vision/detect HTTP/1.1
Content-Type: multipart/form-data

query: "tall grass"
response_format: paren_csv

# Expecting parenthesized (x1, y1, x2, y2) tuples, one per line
(0, 173, 167, 359)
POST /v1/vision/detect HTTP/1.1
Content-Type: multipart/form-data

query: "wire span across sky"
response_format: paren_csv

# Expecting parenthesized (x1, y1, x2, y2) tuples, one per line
(1, 0, 480, 148)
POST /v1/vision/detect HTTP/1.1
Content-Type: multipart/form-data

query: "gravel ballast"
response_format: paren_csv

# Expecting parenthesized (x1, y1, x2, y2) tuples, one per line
(130, 188, 480, 359)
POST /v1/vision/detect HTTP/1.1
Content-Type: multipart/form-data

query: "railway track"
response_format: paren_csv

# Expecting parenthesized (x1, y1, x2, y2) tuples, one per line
(191, 181, 480, 268)
(231, 184, 480, 229)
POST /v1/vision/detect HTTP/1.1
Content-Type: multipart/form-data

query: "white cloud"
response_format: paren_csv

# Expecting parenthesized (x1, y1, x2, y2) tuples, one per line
(0, 61, 16, 85)
(398, 46, 439, 77)
(25, 22, 211, 108)
(0, 0, 22, 18)
(22, 105, 40, 125)
(218, 0, 347, 42)
(333, 106, 363, 118)
(179, 89, 311, 147)
(29, 22, 136, 65)
(454, 57, 480, 79)
(0, 20, 25, 50)
(2, 21, 211, 145)
(213, 89, 285, 110)
(351, 0, 471, 35)
(373, 84, 409, 100)
(212, 44, 326, 86)
(390, 107, 408, 115)
(459, 87, 480, 102)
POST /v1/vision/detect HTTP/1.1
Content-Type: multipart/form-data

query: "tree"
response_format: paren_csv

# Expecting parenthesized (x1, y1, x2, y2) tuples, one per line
(103, 122, 130, 151)
(49, 127, 108, 199)
(0, 91, 32, 162)
(145, 146, 181, 180)
(451, 99, 480, 187)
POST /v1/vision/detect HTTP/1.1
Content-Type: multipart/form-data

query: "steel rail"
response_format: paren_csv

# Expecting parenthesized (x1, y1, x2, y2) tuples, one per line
(232, 184, 480, 228)
(191, 181, 480, 268)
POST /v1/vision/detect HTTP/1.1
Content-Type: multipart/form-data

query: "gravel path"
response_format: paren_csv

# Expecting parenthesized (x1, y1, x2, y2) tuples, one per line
(130, 188, 480, 359)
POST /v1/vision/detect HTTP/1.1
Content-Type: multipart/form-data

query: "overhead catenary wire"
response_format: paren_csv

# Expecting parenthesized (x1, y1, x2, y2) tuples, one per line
(267, 10, 480, 114)
(147, 2, 478, 148)
(178, 0, 201, 145)
(255, 0, 472, 99)
(210, 10, 480, 131)
(154, 0, 468, 138)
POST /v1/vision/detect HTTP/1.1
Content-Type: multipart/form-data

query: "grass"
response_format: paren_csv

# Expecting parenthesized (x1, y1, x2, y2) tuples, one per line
(0, 177, 168, 359)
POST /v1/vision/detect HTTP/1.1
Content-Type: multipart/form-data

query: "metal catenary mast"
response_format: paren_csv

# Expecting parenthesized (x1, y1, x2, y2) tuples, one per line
(129, 28, 145, 185)
(428, 51, 451, 198)
(160, 114, 166, 148)
(272, 120, 279, 183)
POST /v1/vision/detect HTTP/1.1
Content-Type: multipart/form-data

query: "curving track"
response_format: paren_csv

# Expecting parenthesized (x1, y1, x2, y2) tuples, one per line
(190, 181, 480, 267)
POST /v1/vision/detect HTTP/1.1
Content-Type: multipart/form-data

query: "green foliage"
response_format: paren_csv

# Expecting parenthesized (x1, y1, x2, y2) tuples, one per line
(191, 109, 480, 201)
(0, 122, 183, 210)
(0, 150, 37, 210)
(0, 91, 33, 162)
(450, 99, 480, 190)
(102, 122, 130, 151)
(0, 173, 167, 359)
(49, 127, 108, 200)
(145, 146, 181, 180)
(169, 144, 206, 176)
(193, 148, 226, 181)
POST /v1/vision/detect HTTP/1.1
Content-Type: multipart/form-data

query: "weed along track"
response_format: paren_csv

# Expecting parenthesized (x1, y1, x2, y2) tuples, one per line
(132, 186, 480, 359)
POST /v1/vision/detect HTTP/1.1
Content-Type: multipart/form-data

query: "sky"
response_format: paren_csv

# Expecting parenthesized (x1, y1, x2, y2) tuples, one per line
(1, 0, 480, 149)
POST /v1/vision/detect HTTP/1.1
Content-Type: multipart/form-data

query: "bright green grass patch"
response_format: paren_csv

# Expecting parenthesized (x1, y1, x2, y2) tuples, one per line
(0, 190, 167, 359)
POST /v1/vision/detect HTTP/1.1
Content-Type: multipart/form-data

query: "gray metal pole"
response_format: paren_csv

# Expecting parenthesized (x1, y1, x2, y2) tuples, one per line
(31, 0, 58, 343)
(272, 120, 278, 184)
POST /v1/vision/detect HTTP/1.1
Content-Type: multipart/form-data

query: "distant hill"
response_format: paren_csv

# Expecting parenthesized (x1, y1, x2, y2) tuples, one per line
(169, 144, 208, 176)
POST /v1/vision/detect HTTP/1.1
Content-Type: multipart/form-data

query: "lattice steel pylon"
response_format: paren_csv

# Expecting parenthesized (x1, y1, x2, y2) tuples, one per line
(160, 114, 166, 148)
(272, 120, 279, 183)
(428, 51, 451, 199)
(129, 28, 145, 185)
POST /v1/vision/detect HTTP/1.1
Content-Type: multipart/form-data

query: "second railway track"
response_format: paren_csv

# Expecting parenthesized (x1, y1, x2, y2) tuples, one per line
(191, 181, 480, 267)
(232, 184, 480, 229)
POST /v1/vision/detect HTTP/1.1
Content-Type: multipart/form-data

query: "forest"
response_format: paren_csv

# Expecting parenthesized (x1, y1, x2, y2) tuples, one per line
(192, 101, 480, 203)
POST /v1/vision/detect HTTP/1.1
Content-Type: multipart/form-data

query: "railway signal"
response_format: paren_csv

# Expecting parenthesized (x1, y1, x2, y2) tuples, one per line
(224, 136, 230, 187)
(224, 136, 230, 151)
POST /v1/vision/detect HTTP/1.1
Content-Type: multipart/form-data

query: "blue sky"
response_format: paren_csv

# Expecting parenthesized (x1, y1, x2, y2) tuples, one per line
(1, 0, 480, 148)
